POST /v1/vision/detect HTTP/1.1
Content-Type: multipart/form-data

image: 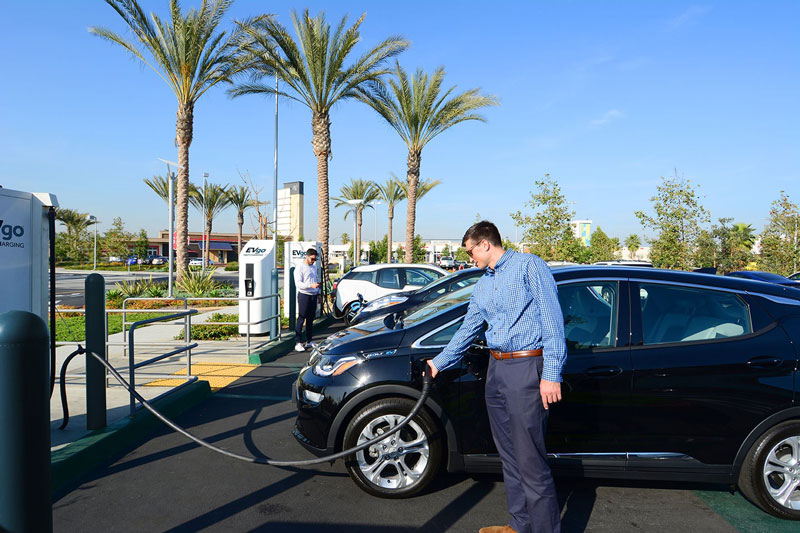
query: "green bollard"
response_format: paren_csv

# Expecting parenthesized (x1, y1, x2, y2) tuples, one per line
(289, 266, 296, 332)
(0, 311, 53, 533)
(85, 273, 107, 430)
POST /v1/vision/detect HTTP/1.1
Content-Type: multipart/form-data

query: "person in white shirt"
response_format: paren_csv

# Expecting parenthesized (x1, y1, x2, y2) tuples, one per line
(294, 248, 320, 352)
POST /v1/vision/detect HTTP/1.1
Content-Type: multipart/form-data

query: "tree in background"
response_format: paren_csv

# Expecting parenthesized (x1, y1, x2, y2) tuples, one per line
(91, 0, 245, 279)
(693, 229, 717, 269)
(714, 219, 756, 273)
(226, 185, 255, 258)
(367, 236, 390, 263)
(395, 245, 404, 262)
(377, 176, 406, 262)
(625, 234, 641, 260)
(511, 175, 581, 262)
(332, 179, 379, 265)
(103, 217, 131, 259)
(758, 191, 799, 276)
(341, 233, 350, 244)
(441, 245, 451, 257)
(357, 62, 498, 262)
(55, 208, 95, 263)
(134, 229, 150, 259)
(589, 227, 618, 262)
(455, 247, 469, 262)
(412, 235, 427, 263)
(502, 238, 519, 252)
(190, 182, 231, 267)
(232, 10, 408, 264)
(634, 174, 709, 270)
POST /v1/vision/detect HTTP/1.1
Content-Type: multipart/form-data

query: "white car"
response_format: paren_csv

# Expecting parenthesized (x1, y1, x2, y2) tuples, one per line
(439, 256, 455, 268)
(189, 257, 214, 267)
(332, 263, 448, 325)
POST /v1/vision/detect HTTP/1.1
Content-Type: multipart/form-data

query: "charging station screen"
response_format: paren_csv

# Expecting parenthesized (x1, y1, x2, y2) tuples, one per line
(0, 193, 32, 314)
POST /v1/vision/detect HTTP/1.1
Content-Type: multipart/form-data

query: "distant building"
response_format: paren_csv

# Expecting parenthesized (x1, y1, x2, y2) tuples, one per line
(571, 220, 592, 246)
(277, 181, 304, 241)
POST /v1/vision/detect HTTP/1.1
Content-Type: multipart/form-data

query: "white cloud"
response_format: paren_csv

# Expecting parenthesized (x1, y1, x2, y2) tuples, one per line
(590, 109, 623, 126)
(667, 6, 713, 30)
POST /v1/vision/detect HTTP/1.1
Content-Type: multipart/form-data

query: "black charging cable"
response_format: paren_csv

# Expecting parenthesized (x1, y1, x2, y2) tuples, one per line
(59, 347, 433, 467)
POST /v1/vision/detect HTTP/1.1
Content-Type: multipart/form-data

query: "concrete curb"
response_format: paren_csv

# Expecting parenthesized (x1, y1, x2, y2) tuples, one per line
(248, 315, 335, 365)
(51, 380, 212, 499)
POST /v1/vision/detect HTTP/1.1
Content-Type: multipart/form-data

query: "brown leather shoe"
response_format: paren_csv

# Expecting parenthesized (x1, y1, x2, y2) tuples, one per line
(478, 526, 517, 533)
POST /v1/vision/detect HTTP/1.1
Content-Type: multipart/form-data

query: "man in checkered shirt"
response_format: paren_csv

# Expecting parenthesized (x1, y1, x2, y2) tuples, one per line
(428, 221, 567, 533)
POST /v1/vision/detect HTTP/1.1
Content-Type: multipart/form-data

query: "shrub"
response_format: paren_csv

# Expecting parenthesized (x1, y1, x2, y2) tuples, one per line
(225, 262, 239, 271)
(175, 268, 221, 297)
(175, 313, 239, 340)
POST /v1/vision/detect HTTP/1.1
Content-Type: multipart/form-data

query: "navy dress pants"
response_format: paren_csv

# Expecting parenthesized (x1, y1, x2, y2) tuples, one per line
(295, 292, 316, 344)
(485, 356, 561, 533)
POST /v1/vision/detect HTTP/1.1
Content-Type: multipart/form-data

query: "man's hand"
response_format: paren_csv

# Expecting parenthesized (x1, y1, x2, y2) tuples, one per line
(311, 282, 321, 288)
(426, 359, 439, 379)
(540, 379, 562, 410)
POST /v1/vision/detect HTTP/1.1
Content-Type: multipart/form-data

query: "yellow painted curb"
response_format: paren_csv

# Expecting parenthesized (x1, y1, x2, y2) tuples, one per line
(144, 362, 258, 391)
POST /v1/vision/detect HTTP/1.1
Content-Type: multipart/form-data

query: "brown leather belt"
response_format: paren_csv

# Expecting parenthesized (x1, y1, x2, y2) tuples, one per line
(489, 348, 543, 360)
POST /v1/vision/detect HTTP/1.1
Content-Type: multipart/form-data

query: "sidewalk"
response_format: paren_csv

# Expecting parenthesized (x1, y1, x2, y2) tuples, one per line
(51, 305, 285, 452)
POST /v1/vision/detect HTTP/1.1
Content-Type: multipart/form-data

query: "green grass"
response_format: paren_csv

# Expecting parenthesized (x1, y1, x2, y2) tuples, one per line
(54, 311, 175, 342)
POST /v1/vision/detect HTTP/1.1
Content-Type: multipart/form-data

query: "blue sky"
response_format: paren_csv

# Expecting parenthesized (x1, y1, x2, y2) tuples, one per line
(1, 1, 798, 245)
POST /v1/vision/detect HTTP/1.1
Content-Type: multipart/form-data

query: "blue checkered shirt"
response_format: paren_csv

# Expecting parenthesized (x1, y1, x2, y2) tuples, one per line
(431, 249, 567, 382)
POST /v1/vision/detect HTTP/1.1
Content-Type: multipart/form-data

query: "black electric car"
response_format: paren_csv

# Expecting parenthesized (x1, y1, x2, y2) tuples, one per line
(349, 268, 484, 326)
(293, 266, 800, 519)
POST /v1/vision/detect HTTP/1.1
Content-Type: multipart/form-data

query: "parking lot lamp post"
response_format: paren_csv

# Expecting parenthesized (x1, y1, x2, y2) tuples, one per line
(346, 199, 362, 266)
(158, 158, 182, 297)
(202, 172, 209, 272)
(89, 215, 97, 270)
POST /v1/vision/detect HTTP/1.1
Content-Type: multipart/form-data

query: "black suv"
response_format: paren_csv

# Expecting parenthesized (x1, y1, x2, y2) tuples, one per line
(293, 266, 800, 519)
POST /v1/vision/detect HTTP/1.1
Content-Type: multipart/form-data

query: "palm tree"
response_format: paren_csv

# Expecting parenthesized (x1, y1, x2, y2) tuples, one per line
(226, 185, 255, 258)
(230, 10, 408, 263)
(376, 175, 406, 262)
(189, 183, 231, 266)
(143, 174, 175, 205)
(55, 208, 93, 235)
(55, 208, 95, 263)
(332, 179, 379, 265)
(731, 223, 756, 252)
(90, 0, 244, 279)
(356, 62, 498, 262)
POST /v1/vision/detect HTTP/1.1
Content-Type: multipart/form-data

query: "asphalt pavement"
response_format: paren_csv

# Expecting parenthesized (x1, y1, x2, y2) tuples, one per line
(53, 268, 277, 307)
(49, 321, 788, 532)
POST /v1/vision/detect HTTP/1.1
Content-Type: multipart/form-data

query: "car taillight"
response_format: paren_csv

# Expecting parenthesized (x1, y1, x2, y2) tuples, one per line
(332, 281, 338, 291)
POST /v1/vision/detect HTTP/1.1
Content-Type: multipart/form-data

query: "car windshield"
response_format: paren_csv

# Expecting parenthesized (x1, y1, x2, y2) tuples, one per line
(402, 283, 475, 327)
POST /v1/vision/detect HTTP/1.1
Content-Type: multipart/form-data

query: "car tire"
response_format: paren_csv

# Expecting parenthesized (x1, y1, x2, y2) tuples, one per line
(343, 397, 442, 498)
(343, 301, 361, 327)
(739, 420, 800, 519)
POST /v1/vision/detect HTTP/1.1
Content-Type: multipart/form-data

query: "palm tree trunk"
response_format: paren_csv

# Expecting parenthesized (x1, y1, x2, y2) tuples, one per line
(404, 149, 421, 263)
(237, 212, 244, 262)
(387, 205, 394, 263)
(175, 102, 194, 280)
(312, 112, 332, 264)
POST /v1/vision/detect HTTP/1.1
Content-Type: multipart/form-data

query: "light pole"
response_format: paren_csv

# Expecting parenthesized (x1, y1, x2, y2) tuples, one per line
(89, 215, 98, 270)
(346, 199, 363, 267)
(368, 200, 381, 262)
(158, 158, 182, 297)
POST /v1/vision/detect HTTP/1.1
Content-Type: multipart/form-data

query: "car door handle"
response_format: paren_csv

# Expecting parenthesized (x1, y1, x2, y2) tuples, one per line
(746, 356, 783, 369)
(584, 366, 622, 377)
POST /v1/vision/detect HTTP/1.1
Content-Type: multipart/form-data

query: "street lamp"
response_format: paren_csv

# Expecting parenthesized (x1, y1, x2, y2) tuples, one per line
(202, 172, 209, 272)
(89, 215, 98, 270)
(346, 199, 363, 267)
(157, 158, 182, 297)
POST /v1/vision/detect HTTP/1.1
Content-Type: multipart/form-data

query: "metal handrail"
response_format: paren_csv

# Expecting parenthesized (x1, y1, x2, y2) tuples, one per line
(128, 309, 198, 414)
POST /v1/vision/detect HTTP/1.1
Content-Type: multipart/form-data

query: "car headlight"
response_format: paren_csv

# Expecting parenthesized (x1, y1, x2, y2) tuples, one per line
(362, 295, 408, 313)
(312, 355, 362, 377)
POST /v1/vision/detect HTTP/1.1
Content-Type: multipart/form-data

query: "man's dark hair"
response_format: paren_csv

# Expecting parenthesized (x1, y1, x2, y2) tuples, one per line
(306, 248, 318, 257)
(462, 220, 502, 247)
